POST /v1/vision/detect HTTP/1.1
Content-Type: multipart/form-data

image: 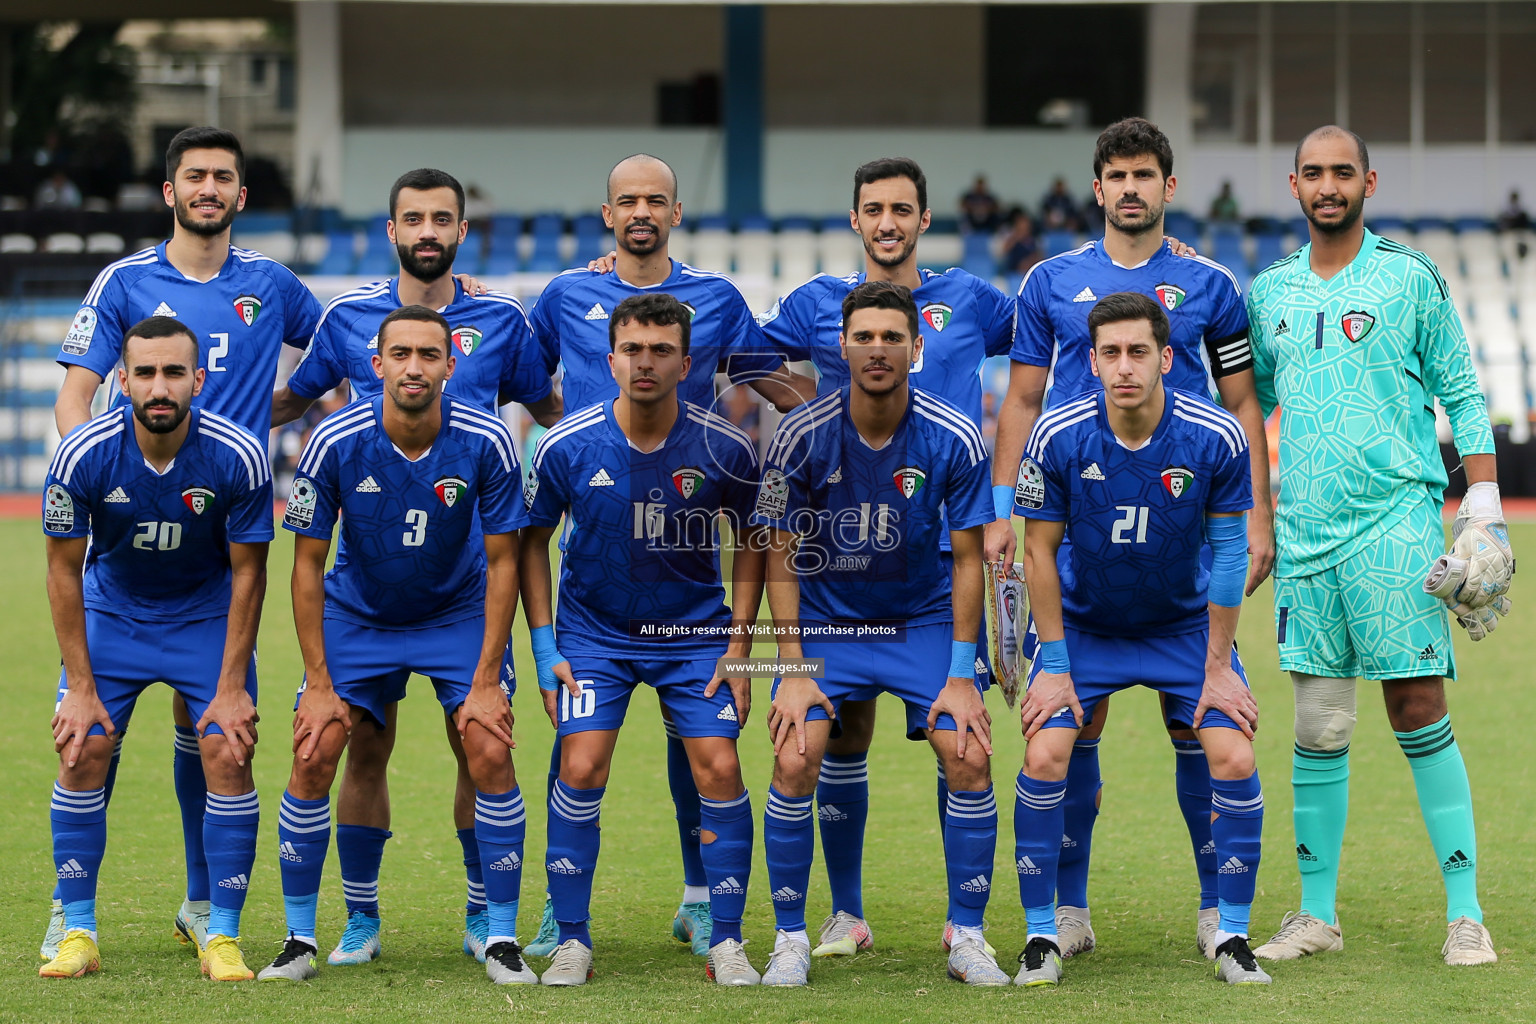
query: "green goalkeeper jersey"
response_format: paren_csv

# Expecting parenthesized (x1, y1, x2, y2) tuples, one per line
(1248, 228, 1494, 577)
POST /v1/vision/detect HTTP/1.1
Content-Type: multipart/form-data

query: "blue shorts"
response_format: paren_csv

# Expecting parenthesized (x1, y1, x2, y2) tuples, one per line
(1029, 627, 1247, 732)
(558, 654, 740, 738)
(298, 615, 513, 729)
(785, 621, 977, 739)
(56, 611, 257, 738)
(939, 550, 992, 690)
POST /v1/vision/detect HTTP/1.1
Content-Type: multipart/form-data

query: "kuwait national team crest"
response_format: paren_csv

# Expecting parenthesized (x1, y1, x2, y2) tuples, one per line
(1155, 283, 1187, 311)
(1160, 466, 1194, 498)
(452, 325, 482, 356)
(921, 303, 953, 332)
(672, 466, 705, 499)
(182, 486, 215, 514)
(893, 466, 926, 498)
(1341, 309, 1375, 342)
(233, 294, 261, 326)
(434, 476, 468, 507)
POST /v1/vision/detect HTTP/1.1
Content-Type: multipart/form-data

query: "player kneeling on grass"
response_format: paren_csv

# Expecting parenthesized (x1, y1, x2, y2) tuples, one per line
(41, 316, 271, 981)
(1012, 292, 1269, 988)
(753, 281, 1009, 988)
(521, 292, 765, 987)
(258, 305, 536, 986)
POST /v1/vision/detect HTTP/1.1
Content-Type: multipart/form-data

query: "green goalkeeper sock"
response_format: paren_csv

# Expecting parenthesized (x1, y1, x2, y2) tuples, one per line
(1395, 715, 1481, 923)
(1292, 744, 1349, 926)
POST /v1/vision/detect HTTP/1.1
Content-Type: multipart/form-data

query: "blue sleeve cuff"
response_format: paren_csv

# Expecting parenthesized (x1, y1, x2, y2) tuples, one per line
(948, 640, 978, 679)
(1039, 638, 1071, 674)
(1205, 513, 1248, 608)
(992, 484, 1016, 520)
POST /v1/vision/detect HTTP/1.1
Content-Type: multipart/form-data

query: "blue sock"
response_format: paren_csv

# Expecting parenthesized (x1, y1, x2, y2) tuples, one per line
(336, 823, 390, 918)
(763, 786, 814, 933)
(173, 726, 209, 903)
(51, 783, 106, 935)
(204, 790, 259, 939)
(944, 787, 998, 929)
(665, 720, 707, 889)
(458, 827, 486, 915)
(475, 788, 526, 944)
(277, 791, 331, 942)
(1014, 772, 1065, 938)
(1210, 772, 1264, 936)
(53, 736, 122, 905)
(936, 761, 953, 920)
(544, 738, 560, 903)
(699, 790, 753, 945)
(546, 780, 602, 947)
(1056, 739, 1100, 908)
(816, 753, 869, 919)
(1172, 738, 1218, 909)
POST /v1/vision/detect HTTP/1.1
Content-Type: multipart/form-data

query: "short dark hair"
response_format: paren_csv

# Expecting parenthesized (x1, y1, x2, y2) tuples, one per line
(1294, 125, 1371, 173)
(1093, 117, 1174, 180)
(609, 293, 692, 356)
(841, 280, 920, 340)
(390, 168, 466, 222)
(378, 304, 452, 354)
(165, 127, 245, 185)
(1087, 292, 1170, 349)
(852, 157, 928, 213)
(123, 315, 199, 362)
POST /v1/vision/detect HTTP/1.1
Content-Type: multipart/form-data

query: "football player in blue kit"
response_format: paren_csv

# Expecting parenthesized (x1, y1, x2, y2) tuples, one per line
(269, 168, 559, 967)
(45, 126, 321, 962)
(520, 293, 764, 987)
(1011, 292, 1268, 988)
(257, 306, 536, 987)
(752, 281, 1008, 988)
(525, 153, 813, 958)
(989, 118, 1274, 960)
(41, 317, 273, 981)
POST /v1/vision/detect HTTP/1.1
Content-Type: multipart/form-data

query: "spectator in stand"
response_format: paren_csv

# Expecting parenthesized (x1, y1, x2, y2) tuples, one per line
(999, 207, 1042, 276)
(961, 175, 1002, 234)
(1040, 177, 1082, 232)
(34, 167, 82, 210)
(1209, 181, 1241, 223)
(1498, 190, 1530, 232)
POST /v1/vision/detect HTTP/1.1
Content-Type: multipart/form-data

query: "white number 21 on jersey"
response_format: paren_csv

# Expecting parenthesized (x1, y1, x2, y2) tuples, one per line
(1111, 505, 1149, 544)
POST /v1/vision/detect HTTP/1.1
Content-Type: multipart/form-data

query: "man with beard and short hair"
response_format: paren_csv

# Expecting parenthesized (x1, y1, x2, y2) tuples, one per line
(40, 317, 273, 981)
(43, 125, 322, 965)
(268, 168, 558, 968)
(989, 117, 1275, 962)
(1248, 126, 1507, 967)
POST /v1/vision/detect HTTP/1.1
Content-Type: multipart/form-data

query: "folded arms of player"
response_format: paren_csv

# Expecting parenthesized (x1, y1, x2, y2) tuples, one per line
(925, 525, 992, 758)
(46, 536, 114, 767)
(197, 540, 267, 766)
(519, 524, 578, 729)
(1018, 517, 1083, 739)
(764, 527, 835, 755)
(1423, 475, 1514, 641)
(1196, 513, 1257, 737)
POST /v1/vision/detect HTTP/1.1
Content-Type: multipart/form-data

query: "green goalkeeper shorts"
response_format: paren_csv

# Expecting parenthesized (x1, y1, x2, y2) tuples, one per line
(1272, 497, 1455, 681)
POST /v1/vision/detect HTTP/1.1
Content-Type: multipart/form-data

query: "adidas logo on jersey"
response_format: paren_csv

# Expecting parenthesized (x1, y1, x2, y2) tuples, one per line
(588, 468, 615, 487)
(1296, 843, 1317, 863)
(716, 703, 738, 722)
(1201, 840, 1216, 856)
(1443, 849, 1471, 871)
(279, 842, 302, 862)
(547, 857, 582, 875)
(827, 466, 842, 484)
(356, 475, 381, 493)
(488, 852, 522, 871)
(818, 804, 849, 822)
(218, 873, 250, 890)
(1061, 833, 1078, 849)
(771, 886, 801, 902)
(1218, 856, 1248, 874)
(1274, 318, 1290, 337)
(1072, 287, 1097, 303)
(585, 303, 609, 321)
(1419, 643, 1437, 661)
(712, 876, 746, 896)
(104, 486, 129, 503)
(56, 858, 88, 879)
(1016, 856, 1042, 875)
(152, 301, 178, 317)
(959, 874, 990, 893)
(1079, 462, 1105, 481)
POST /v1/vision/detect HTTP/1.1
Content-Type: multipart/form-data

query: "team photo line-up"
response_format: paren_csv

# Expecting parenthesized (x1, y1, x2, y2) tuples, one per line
(36, 117, 1512, 989)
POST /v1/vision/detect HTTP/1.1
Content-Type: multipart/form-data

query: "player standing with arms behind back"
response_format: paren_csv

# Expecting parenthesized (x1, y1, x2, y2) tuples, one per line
(1248, 127, 1509, 967)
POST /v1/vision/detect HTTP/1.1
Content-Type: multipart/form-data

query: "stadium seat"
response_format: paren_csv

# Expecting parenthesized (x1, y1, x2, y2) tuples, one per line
(485, 214, 524, 274)
(733, 217, 775, 310)
(1042, 230, 1078, 258)
(0, 234, 36, 253)
(776, 217, 818, 289)
(1164, 211, 1201, 244)
(572, 213, 608, 266)
(1252, 229, 1285, 271)
(960, 231, 994, 279)
(356, 215, 398, 277)
(457, 228, 486, 276)
(1210, 224, 1248, 276)
(919, 231, 963, 272)
(817, 215, 861, 277)
(43, 233, 85, 253)
(314, 229, 360, 275)
(526, 214, 565, 273)
(690, 215, 732, 274)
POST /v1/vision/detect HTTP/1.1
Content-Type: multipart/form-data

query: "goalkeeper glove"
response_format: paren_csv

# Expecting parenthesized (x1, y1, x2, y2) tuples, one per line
(1422, 481, 1514, 613)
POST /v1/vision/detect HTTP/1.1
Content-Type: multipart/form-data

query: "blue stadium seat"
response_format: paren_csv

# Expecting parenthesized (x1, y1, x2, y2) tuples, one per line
(237, 211, 291, 234)
(457, 228, 485, 276)
(1210, 224, 1248, 275)
(1253, 229, 1286, 270)
(1165, 211, 1201, 244)
(314, 229, 358, 275)
(1371, 216, 1409, 238)
(572, 213, 608, 265)
(355, 214, 397, 276)
(485, 214, 524, 274)
(819, 214, 850, 236)
(778, 216, 815, 233)
(527, 213, 565, 273)
(1043, 230, 1077, 258)
(960, 231, 994, 279)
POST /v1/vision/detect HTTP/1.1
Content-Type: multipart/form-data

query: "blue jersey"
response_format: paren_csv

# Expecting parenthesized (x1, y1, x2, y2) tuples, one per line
(525, 400, 759, 659)
(286, 278, 550, 411)
(757, 268, 1015, 423)
(283, 394, 527, 629)
(1015, 388, 1252, 636)
(1012, 240, 1251, 409)
(529, 260, 781, 413)
(43, 406, 274, 622)
(59, 243, 323, 436)
(753, 387, 993, 626)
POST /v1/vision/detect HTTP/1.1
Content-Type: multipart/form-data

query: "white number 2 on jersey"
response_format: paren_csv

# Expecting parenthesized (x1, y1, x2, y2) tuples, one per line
(403, 508, 428, 546)
(1111, 505, 1149, 544)
(207, 332, 230, 372)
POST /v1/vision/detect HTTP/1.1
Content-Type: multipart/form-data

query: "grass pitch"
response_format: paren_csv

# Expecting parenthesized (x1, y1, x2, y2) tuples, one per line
(0, 518, 1531, 1023)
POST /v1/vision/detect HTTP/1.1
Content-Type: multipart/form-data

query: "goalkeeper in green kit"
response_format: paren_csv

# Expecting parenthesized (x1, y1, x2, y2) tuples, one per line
(1247, 126, 1510, 967)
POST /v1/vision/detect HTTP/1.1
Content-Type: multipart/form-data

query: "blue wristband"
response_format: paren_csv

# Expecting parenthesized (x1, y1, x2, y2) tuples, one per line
(948, 640, 978, 679)
(1039, 638, 1071, 674)
(1205, 513, 1249, 608)
(530, 624, 563, 691)
(992, 484, 1016, 520)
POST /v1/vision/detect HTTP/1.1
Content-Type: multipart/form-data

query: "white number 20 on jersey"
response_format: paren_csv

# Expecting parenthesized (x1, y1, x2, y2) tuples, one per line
(1111, 505, 1149, 544)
